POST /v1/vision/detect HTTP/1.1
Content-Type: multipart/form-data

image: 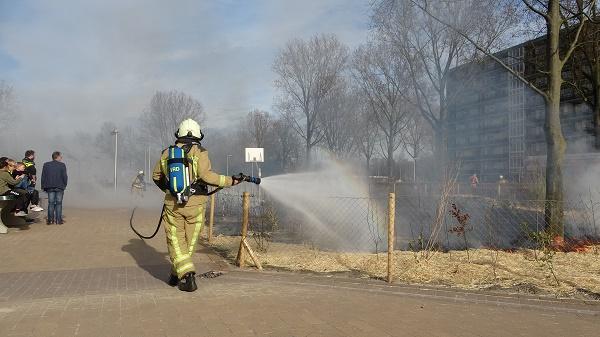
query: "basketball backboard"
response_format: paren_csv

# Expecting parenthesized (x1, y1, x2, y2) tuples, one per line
(245, 148, 264, 163)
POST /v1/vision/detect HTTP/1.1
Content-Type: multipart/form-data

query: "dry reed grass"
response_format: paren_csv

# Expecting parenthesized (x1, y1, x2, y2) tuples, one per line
(209, 235, 600, 298)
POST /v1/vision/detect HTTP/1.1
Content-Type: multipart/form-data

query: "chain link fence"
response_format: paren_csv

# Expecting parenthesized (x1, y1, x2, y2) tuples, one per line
(394, 182, 541, 201)
(394, 195, 600, 251)
(212, 186, 388, 252)
(205, 184, 600, 297)
(211, 187, 600, 252)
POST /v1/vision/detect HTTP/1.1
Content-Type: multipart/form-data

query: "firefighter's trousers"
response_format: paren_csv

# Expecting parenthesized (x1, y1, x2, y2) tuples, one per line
(163, 203, 205, 279)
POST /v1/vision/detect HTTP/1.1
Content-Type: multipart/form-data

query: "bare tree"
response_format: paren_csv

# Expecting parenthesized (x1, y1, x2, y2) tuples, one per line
(570, 8, 600, 147)
(372, 0, 517, 170)
(401, 113, 432, 182)
(352, 41, 412, 180)
(407, 0, 597, 240)
(118, 125, 148, 170)
(353, 90, 380, 171)
(319, 83, 358, 158)
(0, 81, 16, 128)
(141, 90, 205, 147)
(95, 121, 118, 158)
(272, 117, 302, 172)
(245, 109, 273, 148)
(273, 34, 348, 164)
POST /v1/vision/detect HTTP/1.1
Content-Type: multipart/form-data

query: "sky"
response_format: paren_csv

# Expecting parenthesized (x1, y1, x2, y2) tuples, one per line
(0, 0, 371, 135)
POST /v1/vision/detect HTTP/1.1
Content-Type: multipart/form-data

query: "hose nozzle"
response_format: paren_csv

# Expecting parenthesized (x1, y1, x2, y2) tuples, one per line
(233, 173, 261, 185)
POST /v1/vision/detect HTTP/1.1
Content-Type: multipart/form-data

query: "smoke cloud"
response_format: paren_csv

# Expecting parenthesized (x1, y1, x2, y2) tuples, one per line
(0, 0, 370, 133)
(0, 1, 371, 207)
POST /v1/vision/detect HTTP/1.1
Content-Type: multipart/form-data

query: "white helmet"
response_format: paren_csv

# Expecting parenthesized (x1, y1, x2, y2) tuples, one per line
(138, 170, 144, 175)
(175, 118, 203, 140)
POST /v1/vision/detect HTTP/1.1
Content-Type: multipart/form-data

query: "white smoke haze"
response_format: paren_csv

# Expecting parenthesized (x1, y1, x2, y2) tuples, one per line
(0, 0, 371, 208)
(1, 0, 597, 244)
(0, 0, 370, 132)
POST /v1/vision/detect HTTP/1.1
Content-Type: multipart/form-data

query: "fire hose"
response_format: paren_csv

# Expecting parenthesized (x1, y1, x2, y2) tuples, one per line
(129, 173, 260, 240)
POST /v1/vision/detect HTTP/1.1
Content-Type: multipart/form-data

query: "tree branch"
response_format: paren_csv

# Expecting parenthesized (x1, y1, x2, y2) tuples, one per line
(410, 0, 549, 100)
(562, 16, 589, 66)
(523, 0, 550, 20)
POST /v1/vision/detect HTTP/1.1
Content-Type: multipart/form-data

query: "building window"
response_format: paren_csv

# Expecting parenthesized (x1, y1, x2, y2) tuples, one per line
(575, 119, 591, 131)
(486, 132, 507, 142)
(560, 104, 574, 114)
(463, 149, 478, 157)
(561, 87, 574, 98)
(530, 126, 543, 137)
(529, 142, 545, 154)
(575, 104, 590, 114)
(536, 108, 544, 119)
(483, 105, 499, 115)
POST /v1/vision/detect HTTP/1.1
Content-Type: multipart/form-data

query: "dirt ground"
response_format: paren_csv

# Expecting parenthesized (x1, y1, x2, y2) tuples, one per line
(209, 235, 600, 299)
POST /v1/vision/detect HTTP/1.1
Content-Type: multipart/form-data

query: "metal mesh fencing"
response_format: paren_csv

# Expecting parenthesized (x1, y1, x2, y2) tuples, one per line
(393, 182, 540, 201)
(252, 196, 387, 253)
(212, 190, 387, 253)
(210, 189, 600, 253)
(394, 196, 600, 252)
(205, 187, 600, 295)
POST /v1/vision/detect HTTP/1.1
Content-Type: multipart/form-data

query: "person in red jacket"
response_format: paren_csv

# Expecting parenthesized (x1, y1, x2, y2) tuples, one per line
(470, 173, 479, 194)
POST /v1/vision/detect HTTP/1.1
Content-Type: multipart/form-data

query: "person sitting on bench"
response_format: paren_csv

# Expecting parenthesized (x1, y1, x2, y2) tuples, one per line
(13, 162, 43, 212)
(0, 158, 28, 216)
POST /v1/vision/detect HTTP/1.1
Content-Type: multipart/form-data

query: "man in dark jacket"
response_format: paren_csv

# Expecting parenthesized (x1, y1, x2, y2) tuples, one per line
(41, 151, 68, 225)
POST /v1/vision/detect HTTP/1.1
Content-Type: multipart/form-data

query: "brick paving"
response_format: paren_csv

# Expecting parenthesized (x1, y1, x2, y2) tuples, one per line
(1, 208, 599, 336)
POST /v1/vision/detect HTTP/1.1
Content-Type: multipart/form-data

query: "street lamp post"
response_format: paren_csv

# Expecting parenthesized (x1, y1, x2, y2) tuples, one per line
(226, 154, 232, 176)
(148, 145, 151, 182)
(112, 128, 119, 191)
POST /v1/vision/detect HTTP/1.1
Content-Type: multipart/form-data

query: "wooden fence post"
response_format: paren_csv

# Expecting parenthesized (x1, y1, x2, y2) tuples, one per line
(236, 192, 250, 268)
(208, 194, 215, 243)
(387, 192, 395, 283)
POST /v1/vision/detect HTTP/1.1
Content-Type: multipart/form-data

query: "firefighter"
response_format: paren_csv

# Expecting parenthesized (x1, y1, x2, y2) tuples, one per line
(152, 118, 239, 292)
(131, 170, 146, 197)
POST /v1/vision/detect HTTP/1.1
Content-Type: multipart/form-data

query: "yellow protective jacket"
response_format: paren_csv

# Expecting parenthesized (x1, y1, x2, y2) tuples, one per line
(152, 143, 233, 206)
(131, 175, 145, 190)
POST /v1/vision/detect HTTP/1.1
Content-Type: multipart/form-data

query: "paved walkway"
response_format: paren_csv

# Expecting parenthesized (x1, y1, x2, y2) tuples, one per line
(1, 208, 599, 337)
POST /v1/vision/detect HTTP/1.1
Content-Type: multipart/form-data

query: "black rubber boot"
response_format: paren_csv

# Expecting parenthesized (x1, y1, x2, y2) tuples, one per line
(168, 273, 178, 287)
(178, 272, 197, 292)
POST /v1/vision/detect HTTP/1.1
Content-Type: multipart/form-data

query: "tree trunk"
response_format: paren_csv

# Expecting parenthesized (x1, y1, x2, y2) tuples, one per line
(544, 1, 566, 241)
(387, 139, 394, 180)
(413, 158, 417, 183)
(306, 117, 312, 166)
(594, 64, 600, 149)
(438, 83, 448, 174)
(387, 136, 395, 190)
(432, 123, 447, 180)
(544, 98, 566, 239)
